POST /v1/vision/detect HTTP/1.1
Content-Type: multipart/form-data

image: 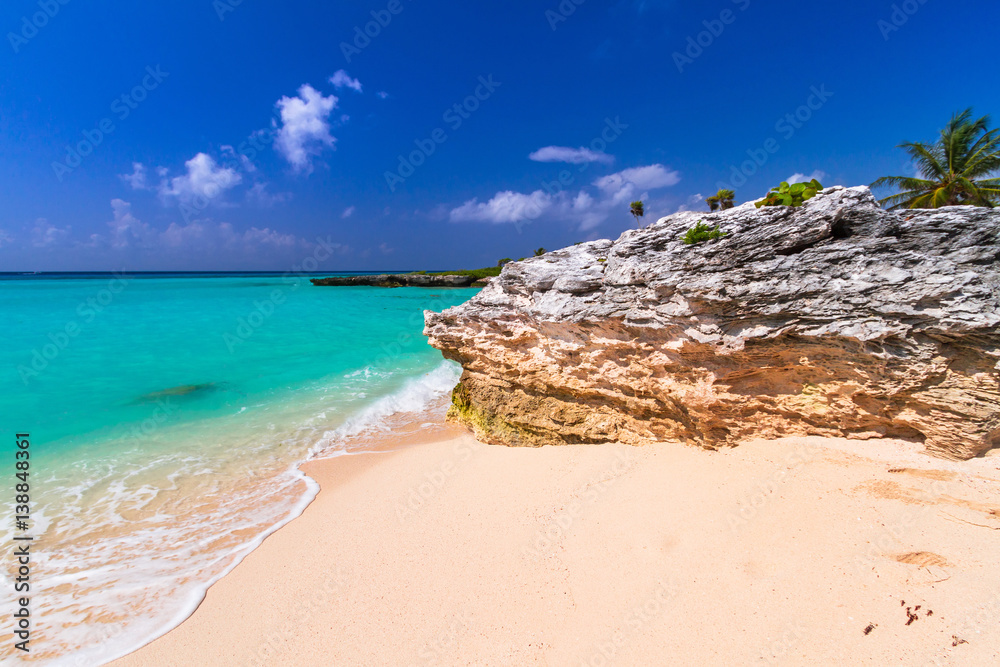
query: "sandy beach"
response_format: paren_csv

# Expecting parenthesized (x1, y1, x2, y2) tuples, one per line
(113, 431, 1000, 666)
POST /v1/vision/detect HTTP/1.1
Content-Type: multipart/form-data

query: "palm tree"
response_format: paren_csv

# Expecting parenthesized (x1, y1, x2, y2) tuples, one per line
(533, 247, 546, 256)
(706, 190, 735, 211)
(717, 189, 736, 209)
(871, 108, 1000, 209)
(630, 200, 645, 228)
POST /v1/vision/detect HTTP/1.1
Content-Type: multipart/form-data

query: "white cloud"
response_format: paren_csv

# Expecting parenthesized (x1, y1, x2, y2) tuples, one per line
(378, 243, 394, 255)
(274, 84, 338, 172)
(120, 162, 150, 190)
(31, 218, 70, 247)
(341, 206, 356, 218)
(0, 229, 13, 248)
(450, 190, 553, 224)
(241, 226, 297, 248)
(377, 91, 390, 100)
(246, 182, 291, 207)
(449, 188, 609, 231)
(108, 199, 153, 249)
(594, 164, 680, 194)
(675, 193, 705, 213)
(786, 170, 828, 185)
(221, 145, 256, 173)
(568, 190, 612, 231)
(448, 163, 682, 232)
(158, 153, 243, 203)
(329, 70, 363, 93)
(161, 220, 296, 251)
(529, 146, 614, 165)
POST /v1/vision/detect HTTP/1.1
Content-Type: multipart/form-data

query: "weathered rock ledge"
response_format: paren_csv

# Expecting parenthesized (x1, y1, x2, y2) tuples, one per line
(312, 274, 477, 288)
(424, 186, 1000, 460)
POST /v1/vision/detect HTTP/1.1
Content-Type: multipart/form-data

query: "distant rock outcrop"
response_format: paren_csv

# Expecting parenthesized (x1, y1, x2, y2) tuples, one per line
(311, 274, 477, 288)
(424, 186, 1000, 460)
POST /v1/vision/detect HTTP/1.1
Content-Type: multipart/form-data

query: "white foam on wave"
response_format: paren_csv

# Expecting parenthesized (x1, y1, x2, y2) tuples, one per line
(2, 360, 463, 665)
(51, 466, 321, 667)
(308, 360, 462, 459)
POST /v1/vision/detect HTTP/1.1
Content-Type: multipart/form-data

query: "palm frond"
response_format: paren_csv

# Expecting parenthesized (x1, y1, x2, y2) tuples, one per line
(871, 176, 935, 191)
(961, 129, 1000, 177)
(877, 190, 927, 210)
(899, 142, 947, 179)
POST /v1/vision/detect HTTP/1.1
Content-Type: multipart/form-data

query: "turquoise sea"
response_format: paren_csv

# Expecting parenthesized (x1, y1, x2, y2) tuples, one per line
(0, 272, 477, 665)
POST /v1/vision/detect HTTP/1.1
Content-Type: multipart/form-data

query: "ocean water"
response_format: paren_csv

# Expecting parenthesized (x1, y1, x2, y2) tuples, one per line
(0, 273, 477, 665)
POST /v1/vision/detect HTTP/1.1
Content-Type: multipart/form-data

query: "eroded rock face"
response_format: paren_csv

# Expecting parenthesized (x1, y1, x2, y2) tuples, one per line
(424, 187, 1000, 460)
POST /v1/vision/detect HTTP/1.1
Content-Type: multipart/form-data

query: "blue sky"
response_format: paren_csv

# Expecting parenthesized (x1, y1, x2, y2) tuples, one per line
(1, 0, 997, 271)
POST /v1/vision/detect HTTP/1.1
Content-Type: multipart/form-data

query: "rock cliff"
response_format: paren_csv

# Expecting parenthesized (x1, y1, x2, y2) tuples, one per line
(424, 186, 1000, 460)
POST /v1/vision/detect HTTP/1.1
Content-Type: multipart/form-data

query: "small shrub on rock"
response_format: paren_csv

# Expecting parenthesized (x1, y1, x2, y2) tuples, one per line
(756, 179, 823, 208)
(681, 221, 727, 245)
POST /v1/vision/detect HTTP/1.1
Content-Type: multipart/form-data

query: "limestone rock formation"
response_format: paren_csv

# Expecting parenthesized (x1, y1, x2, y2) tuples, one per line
(424, 186, 1000, 460)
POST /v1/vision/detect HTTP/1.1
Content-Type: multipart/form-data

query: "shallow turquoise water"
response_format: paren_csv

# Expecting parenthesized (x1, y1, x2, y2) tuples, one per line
(0, 273, 476, 664)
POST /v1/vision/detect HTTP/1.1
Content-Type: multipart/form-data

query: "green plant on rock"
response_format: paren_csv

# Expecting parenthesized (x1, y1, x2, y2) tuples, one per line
(706, 195, 720, 212)
(533, 247, 547, 256)
(755, 179, 823, 208)
(681, 220, 727, 245)
(497, 258, 512, 267)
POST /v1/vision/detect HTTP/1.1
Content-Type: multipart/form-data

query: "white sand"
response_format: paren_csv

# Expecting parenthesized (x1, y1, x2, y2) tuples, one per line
(113, 433, 1000, 666)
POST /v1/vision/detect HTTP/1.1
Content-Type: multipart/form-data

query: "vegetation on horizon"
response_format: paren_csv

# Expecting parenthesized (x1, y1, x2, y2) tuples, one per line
(423, 267, 502, 279)
(416, 249, 551, 280)
(681, 221, 727, 245)
(871, 108, 1000, 210)
(756, 179, 823, 208)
